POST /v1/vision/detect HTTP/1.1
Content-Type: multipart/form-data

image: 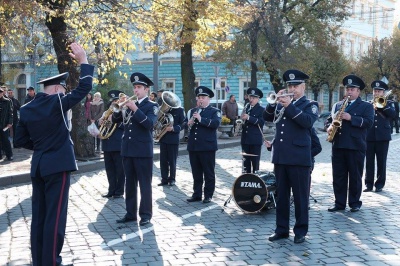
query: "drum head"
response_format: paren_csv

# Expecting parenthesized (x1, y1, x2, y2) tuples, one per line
(232, 173, 268, 213)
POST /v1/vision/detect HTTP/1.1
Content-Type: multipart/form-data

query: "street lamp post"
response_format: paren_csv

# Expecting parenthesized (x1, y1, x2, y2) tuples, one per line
(27, 35, 44, 88)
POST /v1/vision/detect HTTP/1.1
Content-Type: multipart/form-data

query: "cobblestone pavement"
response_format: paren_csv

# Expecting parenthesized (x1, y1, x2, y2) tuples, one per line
(1, 132, 400, 265)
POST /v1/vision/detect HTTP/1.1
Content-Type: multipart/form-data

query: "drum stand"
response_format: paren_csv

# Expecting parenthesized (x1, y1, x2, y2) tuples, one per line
(223, 154, 247, 209)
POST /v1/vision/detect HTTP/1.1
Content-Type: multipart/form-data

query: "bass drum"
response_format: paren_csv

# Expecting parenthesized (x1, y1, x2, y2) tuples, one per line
(232, 172, 276, 213)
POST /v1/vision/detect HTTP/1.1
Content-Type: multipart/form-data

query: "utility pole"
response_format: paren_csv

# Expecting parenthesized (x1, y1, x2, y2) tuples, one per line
(153, 33, 159, 91)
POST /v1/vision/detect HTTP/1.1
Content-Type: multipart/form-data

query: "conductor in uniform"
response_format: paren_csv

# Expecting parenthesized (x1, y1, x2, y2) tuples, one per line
(15, 43, 93, 266)
(364, 80, 396, 192)
(263, 69, 319, 244)
(325, 74, 374, 213)
(157, 105, 185, 186)
(113, 72, 158, 226)
(100, 90, 126, 198)
(240, 87, 265, 173)
(186, 86, 221, 203)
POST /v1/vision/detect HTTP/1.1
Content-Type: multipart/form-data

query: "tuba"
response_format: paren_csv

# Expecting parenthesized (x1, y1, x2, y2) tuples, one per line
(373, 90, 392, 109)
(326, 96, 350, 142)
(153, 91, 182, 141)
(98, 93, 128, 139)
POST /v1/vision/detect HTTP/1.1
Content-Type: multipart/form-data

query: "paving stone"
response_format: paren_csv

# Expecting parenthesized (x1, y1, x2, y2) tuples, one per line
(2, 134, 400, 265)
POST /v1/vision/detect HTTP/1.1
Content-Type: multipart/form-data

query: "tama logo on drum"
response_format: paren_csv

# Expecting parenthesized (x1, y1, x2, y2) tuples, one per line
(241, 182, 262, 188)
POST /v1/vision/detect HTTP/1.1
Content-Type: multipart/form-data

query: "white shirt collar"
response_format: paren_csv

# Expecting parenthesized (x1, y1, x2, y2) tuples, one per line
(138, 96, 148, 104)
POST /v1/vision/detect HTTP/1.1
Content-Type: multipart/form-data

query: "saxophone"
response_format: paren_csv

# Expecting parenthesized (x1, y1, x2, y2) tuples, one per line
(326, 96, 350, 142)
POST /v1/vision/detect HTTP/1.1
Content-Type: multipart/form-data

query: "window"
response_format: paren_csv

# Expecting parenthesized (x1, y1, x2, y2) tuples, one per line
(360, 4, 364, 19)
(161, 79, 175, 92)
(369, 7, 373, 22)
(212, 78, 226, 101)
(340, 38, 345, 50)
(382, 10, 388, 28)
(350, 40, 355, 58)
(17, 74, 26, 84)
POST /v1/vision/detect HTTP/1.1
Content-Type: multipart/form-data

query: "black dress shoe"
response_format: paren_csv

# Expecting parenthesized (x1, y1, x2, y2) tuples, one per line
(268, 233, 289, 242)
(139, 219, 150, 226)
(328, 206, 345, 212)
(102, 194, 113, 198)
(350, 207, 360, 212)
(363, 188, 373, 192)
(158, 182, 168, 186)
(7, 156, 13, 161)
(116, 216, 137, 223)
(113, 195, 123, 198)
(168, 180, 176, 186)
(375, 188, 383, 192)
(203, 197, 212, 203)
(294, 235, 306, 244)
(187, 197, 202, 202)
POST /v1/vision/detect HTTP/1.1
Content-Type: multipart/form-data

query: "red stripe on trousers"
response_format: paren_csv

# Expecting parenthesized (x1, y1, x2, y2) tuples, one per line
(53, 172, 67, 266)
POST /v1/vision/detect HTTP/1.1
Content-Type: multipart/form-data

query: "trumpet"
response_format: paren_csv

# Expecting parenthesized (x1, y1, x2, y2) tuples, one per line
(266, 92, 294, 104)
(112, 94, 137, 113)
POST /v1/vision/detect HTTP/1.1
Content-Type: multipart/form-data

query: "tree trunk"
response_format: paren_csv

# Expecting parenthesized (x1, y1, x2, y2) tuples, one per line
(249, 24, 259, 88)
(181, 43, 196, 111)
(45, 7, 94, 158)
(180, 43, 196, 141)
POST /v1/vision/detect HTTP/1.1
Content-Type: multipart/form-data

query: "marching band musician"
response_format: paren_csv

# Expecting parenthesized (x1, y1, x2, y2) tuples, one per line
(15, 43, 93, 266)
(113, 72, 158, 226)
(364, 80, 396, 193)
(263, 69, 318, 244)
(186, 86, 221, 204)
(240, 87, 265, 173)
(158, 105, 185, 186)
(100, 90, 125, 199)
(325, 74, 374, 213)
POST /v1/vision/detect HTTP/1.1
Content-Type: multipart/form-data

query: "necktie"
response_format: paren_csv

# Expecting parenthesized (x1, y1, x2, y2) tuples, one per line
(345, 101, 352, 111)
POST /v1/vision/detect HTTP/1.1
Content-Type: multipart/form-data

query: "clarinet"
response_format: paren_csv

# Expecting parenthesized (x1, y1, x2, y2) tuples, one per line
(187, 106, 202, 133)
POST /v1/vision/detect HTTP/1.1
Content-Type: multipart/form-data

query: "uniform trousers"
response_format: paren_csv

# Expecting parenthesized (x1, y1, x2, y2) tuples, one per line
(274, 164, 310, 236)
(365, 141, 389, 190)
(160, 143, 179, 183)
(332, 148, 365, 209)
(189, 151, 216, 199)
(31, 170, 70, 266)
(241, 144, 262, 173)
(122, 157, 153, 220)
(391, 115, 399, 133)
(104, 151, 125, 196)
(0, 129, 12, 158)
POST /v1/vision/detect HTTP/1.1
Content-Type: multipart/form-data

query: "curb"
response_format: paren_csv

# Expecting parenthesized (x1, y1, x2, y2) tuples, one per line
(0, 139, 243, 188)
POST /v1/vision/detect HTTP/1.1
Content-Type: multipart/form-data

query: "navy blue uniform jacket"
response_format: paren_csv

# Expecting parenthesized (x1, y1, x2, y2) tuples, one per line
(102, 123, 124, 152)
(241, 103, 265, 145)
(366, 100, 396, 141)
(326, 97, 374, 151)
(186, 105, 221, 151)
(112, 97, 158, 157)
(15, 64, 95, 177)
(264, 96, 319, 167)
(159, 107, 185, 145)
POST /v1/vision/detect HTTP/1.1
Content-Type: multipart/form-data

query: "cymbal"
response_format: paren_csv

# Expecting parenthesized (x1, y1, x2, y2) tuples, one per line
(240, 152, 258, 157)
